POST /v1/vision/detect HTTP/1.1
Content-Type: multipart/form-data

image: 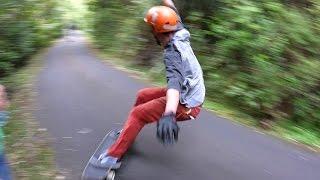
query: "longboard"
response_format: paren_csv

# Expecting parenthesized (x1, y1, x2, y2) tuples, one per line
(82, 130, 122, 180)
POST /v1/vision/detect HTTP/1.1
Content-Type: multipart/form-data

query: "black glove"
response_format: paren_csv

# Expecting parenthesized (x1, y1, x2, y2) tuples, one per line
(157, 112, 179, 145)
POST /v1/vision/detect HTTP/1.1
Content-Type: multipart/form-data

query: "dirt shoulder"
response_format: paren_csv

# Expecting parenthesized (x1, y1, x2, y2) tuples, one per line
(2, 48, 60, 179)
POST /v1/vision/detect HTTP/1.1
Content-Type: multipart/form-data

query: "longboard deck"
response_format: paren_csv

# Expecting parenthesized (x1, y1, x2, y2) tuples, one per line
(82, 130, 121, 180)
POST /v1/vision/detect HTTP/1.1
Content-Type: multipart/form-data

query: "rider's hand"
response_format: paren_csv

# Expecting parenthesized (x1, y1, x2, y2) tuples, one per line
(157, 112, 179, 145)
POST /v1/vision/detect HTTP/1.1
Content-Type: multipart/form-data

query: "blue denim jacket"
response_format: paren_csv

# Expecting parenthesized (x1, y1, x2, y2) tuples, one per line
(0, 111, 9, 154)
(164, 29, 206, 108)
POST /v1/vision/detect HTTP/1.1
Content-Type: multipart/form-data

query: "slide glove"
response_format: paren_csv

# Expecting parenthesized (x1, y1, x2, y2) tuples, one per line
(157, 112, 179, 146)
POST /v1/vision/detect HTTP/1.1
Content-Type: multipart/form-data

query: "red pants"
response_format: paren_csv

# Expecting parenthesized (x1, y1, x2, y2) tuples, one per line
(108, 87, 201, 158)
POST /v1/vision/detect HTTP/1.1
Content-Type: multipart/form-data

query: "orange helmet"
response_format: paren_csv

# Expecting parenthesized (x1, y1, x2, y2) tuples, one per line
(144, 6, 180, 33)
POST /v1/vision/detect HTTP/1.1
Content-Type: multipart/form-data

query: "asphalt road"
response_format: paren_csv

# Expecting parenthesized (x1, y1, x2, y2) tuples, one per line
(35, 32, 320, 180)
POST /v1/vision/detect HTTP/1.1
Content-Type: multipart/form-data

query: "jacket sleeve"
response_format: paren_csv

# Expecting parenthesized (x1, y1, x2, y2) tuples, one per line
(164, 50, 183, 92)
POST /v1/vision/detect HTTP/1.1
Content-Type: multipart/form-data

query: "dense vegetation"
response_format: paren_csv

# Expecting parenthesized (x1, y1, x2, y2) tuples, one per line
(0, 0, 63, 76)
(88, 0, 320, 136)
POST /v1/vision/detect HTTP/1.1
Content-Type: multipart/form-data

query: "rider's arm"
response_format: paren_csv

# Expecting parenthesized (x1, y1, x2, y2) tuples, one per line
(164, 89, 179, 115)
(162, 1, 183, 115)
(162, 0, 178, 12)
(163, 50, 183, 115)
(162, 0, 183, 26)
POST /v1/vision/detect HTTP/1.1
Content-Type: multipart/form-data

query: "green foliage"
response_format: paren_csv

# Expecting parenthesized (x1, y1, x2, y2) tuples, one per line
(87, 0, 161, 64)
(59, 0, 89, 30)
(0, 0, 62, 76)
(88, 0, 320, 132)
(192, 0, 320, 129)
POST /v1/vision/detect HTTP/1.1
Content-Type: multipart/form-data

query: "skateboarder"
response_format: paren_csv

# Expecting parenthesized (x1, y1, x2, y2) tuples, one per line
(95, 0, 205, 168)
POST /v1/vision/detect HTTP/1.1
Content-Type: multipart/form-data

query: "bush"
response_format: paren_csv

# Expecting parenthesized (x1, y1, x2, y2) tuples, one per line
(0, 0, 62, 76)
(190, 0, 320, 128)
(88, 0, 320, 131)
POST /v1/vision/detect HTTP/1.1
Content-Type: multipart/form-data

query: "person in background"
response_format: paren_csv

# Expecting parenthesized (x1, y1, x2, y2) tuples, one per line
(0, 85, 12, 180)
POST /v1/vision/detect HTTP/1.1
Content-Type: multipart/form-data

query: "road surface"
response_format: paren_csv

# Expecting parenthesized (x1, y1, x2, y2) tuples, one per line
(35, 32, 320, 180)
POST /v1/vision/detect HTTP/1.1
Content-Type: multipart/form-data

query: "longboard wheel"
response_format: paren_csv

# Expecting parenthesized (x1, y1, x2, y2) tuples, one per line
(106, 170, 115, 180)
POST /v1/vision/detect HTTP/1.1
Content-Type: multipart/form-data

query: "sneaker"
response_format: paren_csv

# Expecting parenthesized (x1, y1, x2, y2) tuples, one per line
(90, 152, 121, 169)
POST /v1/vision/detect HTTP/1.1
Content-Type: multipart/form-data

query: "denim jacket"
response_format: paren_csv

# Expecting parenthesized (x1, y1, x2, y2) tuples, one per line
(164, 29, 205, 108)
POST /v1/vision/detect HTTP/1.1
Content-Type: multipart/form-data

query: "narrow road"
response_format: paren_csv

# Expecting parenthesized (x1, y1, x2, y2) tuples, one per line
(35, 32, 320, 180)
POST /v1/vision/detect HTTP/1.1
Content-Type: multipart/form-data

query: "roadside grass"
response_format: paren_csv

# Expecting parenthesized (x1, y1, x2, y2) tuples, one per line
(1, 49, 58, 179)
(204, 101, 320, 151)
(87, 39, 320, 152)
(273, 121, 320, 149)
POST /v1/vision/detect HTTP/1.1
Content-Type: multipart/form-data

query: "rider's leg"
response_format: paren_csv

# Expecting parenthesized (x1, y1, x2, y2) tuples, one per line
(97, 96, 202, 168)
(108, 96, 167, 159)
(95, 88, 166, 168)
(108, 99, 202, 159)
(134, 87, 166, 107)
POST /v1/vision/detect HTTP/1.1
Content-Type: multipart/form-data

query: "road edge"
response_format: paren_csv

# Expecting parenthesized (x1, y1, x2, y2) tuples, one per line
(1, 46, 62, 179)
